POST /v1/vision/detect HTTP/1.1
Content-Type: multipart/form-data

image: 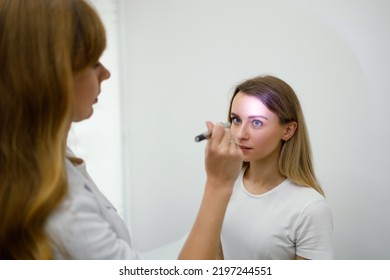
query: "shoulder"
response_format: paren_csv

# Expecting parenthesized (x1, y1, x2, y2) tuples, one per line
(283, 180, 327, 204)
(286, 181, 333, 228)
(281, 180, 332, 221)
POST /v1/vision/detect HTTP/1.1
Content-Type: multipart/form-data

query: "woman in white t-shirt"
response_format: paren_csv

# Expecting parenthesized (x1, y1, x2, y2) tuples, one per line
(220, 75, 334, 260)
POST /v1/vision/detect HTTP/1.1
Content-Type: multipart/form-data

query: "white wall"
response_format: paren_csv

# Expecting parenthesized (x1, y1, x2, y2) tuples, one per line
(118, 0, 390, 259)
(75, 0, 390, 259)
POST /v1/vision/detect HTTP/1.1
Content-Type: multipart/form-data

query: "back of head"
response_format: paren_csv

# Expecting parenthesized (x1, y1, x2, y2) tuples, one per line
(228, 75, 324, 196)
(0, 0, 106, 259)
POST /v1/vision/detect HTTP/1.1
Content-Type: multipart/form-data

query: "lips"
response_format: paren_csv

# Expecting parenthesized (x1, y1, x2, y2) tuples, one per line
(238, 145, 252, 151)
(94, 92, 100, 103)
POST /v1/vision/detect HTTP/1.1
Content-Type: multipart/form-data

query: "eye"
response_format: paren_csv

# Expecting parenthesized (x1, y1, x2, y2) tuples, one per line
(231, 116, 241, 125)
(251, 119, 263, 127)
(93, 61, 102, 68)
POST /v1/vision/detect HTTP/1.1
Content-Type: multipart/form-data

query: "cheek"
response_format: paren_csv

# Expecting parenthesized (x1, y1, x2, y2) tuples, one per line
(74, 80, 97, 103)
(72, 85, 95, 121)
(252, 130, 283, 150)
(230, 126, 238, 137)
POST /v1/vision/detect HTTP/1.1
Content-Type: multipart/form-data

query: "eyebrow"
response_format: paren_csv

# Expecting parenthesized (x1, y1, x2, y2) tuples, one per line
(230, 112, 269, 120)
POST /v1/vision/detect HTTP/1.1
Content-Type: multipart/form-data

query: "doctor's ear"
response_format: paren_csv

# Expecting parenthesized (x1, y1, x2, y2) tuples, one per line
(282, 122, 297, 141)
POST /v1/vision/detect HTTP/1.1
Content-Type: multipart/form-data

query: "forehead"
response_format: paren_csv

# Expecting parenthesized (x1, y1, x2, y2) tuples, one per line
(231, 92, 277, 118)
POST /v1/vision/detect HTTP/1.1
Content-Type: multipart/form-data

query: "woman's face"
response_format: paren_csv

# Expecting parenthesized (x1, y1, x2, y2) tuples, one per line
(72, 61, 110, 122)
(230, 91, 290, 163)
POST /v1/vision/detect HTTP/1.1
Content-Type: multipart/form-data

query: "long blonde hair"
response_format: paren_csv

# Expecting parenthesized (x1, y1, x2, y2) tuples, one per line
(0, 0, 106, 259)
(228, 75, 324, 196)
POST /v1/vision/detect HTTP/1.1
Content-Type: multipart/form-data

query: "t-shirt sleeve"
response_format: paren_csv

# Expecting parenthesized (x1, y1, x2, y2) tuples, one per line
(295, 198, 335, 259)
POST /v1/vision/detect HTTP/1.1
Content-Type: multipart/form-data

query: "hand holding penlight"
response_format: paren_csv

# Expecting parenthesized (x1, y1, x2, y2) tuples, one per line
(194, 122, 231, 142)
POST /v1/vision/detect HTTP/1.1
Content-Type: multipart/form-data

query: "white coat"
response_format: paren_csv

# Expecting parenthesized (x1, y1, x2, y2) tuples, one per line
(46, 152, 142, 259)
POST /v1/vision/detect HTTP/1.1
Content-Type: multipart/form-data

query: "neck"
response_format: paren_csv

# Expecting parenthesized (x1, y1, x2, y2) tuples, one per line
(244, 155, 285, 195)
(65, 122, 84, 166)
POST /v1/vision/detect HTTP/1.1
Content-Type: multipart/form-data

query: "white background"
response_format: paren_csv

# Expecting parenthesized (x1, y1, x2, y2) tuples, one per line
(69, 0, 390, 259)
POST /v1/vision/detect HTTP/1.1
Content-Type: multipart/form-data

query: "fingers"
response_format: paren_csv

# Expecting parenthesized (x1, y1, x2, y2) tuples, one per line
(205, 122, 237, 151)
(208, 122, 227, 145)
(205, 121, 214, 131)
(204, 122, 243, 185)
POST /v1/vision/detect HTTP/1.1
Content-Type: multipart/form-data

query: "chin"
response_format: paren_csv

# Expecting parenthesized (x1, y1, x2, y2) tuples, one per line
(73, 110, 94, 122)
(242, 155, 252, 162)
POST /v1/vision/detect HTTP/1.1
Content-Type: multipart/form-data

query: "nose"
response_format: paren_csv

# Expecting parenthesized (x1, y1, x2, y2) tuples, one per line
(232, 123, 249, 142)
(100, 64, 111, 81)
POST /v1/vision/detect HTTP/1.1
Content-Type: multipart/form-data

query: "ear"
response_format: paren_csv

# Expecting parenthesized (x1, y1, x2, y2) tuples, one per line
(282, 122, 297, 141)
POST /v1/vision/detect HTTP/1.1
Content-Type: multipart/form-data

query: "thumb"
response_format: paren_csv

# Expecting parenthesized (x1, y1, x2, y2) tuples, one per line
(206, 121, 214, 131)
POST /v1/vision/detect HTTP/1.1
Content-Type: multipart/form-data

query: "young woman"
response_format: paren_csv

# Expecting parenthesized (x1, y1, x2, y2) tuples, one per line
(0, 0, 242, 259)
(220, 75, 334, 259)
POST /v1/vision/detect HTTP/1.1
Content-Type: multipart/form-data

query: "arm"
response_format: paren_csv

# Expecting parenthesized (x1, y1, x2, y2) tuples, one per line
(178, 122, 243, 259)
(295, 199, 334, 260)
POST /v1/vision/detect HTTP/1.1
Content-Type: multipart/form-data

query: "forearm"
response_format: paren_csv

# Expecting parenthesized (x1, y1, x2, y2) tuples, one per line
(178, 122, 242, 260)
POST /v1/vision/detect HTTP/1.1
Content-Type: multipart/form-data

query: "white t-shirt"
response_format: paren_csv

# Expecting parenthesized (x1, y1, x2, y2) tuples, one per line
(221, 168, 334, 260)
(45, 149, 142, 259)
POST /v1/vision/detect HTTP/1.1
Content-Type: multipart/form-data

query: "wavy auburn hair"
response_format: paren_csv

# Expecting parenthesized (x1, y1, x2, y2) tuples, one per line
(0, 0, 106, 259)
(228, 75, 324, 196)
